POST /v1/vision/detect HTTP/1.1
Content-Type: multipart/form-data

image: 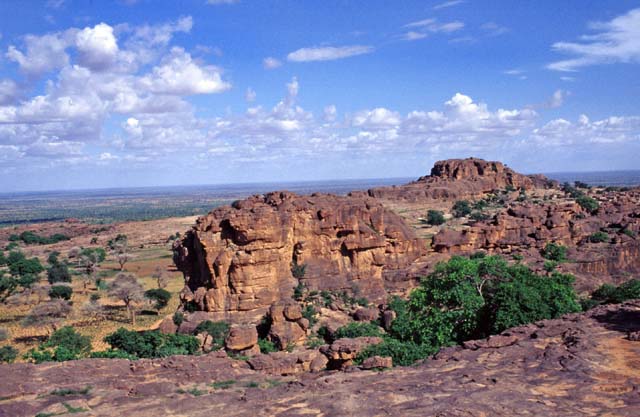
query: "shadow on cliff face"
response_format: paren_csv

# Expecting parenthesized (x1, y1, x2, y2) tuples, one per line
(591, 301, 640, 334)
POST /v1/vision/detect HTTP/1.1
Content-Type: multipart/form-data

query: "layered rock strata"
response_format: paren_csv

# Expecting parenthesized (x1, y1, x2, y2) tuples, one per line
(174, 191, 426, 321)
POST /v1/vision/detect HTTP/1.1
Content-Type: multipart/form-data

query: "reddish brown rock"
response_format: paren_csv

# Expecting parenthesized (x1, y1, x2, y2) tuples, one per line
(353, 307, 379, 322)
(360, 355, 393, 370)
(157, 316, 178, 334)
(368, 158, 551, 202)
(225, 325, 259, 351)
(174, 191, 426, 322)
(320, 336, 383, 369)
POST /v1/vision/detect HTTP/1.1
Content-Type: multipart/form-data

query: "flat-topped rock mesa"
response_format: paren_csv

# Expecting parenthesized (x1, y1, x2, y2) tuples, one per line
(173, 191, 426, 321)
(368, 157, 556, 202)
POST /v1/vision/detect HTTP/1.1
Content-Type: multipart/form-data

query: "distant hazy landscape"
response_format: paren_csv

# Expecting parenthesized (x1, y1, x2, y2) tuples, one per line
(1, 171, 638, 225)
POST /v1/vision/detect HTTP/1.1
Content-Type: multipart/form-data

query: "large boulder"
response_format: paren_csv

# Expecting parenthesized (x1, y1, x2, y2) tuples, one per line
(225, 326, 258, 352)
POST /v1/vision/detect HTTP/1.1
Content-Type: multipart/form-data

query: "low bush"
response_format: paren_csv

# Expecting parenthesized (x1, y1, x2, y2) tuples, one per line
(356, 255, 580, 367)
(25, 326, 92, 363)
(258, 338, 278, 353)
(426, 210, 445, 226)
(588, 231, 609, 243)
(0, 345, 18, 363)
(357, 338, 435, 367)
(542, 243, 568, 262)
(104, 328, 200, 359)
(452, 200, 472, 218)
(576, 195, 599, 214)
(333, 322, 384, 340)
(49, 285, 73, 300)
(591, 279, 640, 304)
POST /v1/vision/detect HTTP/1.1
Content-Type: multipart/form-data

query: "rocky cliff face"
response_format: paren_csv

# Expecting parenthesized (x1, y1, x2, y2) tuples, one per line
(368, 157, 556, 202)
(173, 191, 426, 321)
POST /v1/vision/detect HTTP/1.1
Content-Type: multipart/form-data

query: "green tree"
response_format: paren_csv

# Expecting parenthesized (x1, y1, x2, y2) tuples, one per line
(47, 262, 71, 284)
(49, 285, 73, 300)
(144, 288, 172, 310)
(452, 200, 472, 218)
(426, 210, 446, 226)
(108, 273, 145, 325)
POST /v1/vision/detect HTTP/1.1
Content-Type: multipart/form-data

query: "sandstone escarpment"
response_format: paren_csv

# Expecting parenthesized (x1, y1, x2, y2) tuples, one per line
(174, 191, 426, 321)
(368, 157, 556, 202)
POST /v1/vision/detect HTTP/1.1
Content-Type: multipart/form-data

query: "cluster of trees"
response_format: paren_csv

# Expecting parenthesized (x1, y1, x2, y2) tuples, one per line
(9, 231, 70, 245)
(0, 250, 44, 301)
(325, 255, 581, 366)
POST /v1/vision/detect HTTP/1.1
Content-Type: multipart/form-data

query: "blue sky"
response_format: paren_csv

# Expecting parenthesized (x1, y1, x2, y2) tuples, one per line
(0, 0, 639, 192)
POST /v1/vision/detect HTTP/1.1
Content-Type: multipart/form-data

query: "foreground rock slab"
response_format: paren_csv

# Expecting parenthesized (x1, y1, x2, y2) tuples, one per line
(2, 301, 640, 416)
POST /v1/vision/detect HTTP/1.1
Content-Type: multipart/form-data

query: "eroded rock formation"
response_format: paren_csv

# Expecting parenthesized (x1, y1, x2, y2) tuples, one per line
(174, 191, 426, 321)
(433, 188, 640, 291)
(368, 157, 556, 202)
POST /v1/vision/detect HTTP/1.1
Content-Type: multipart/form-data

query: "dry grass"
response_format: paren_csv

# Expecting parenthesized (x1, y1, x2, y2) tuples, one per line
(0, 216, 193, 359)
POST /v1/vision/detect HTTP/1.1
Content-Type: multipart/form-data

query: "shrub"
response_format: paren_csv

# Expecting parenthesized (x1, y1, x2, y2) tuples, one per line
(469, 211, 490, 222)
(292, 281, 306, 301)
(0, 251, 6, 266)
(104, 328, 200, 358)
(452, 200, 472, 218)
(576, 195, 599, 214)
(193, 320, 230, 350)
(543, 260, 557, 272)
(291, 262, 306, 279)
(47, 251, 60, 265)
(302, 305, 318, 327)
(623, 229, 637, 238)
(0, 275, 18, 301)
(45, 326, 92, 358)
(591, 279, 640, 304)
(542, 243, 568, 262)
(357, 338, 435, 367)
(49, 285, 73, 300)
(379, 255, 580, 366)
(588, 231, 609, 243)
(47, 263, 71, 284)
(487, 270, 580, 333)
(172, 311, 184, 327)
(333, 322, 383, 340)
(258, 338, 278, 353)
(89, 349, 137, 360)
(25, 326, 92, 363)
(144, 288, 172, 310)
(0, 345, 18, 363)
(426, 210, 445, 226)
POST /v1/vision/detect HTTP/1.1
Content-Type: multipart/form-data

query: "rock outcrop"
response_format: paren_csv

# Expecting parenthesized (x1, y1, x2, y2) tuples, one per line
(432, 188, 640, 291)
(174, 191, 426, 322)
(4, 301, 640, 416)
(368, 157, 556, 202)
